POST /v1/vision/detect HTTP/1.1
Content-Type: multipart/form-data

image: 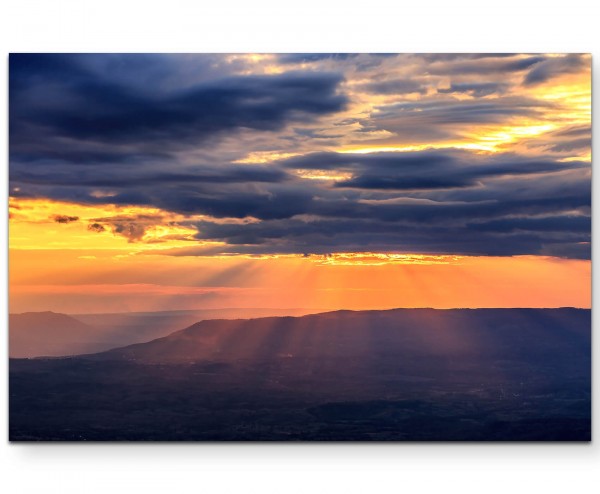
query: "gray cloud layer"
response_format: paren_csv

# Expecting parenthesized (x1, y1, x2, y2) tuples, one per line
(9, 54, 591, 259)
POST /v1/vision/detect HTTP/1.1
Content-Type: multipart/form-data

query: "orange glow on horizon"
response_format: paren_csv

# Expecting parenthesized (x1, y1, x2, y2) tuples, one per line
(9, 246, 591, 314)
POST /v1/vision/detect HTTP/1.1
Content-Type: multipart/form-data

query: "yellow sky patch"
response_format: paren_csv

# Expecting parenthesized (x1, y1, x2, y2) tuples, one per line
(9, 198, 203, 251)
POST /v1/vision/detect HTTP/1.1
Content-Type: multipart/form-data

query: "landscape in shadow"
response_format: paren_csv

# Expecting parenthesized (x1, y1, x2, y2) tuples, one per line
(9, 308, 591, 441)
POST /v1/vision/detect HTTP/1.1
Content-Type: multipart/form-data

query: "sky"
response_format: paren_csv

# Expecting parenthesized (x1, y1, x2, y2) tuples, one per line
(8, 53, 591, 313)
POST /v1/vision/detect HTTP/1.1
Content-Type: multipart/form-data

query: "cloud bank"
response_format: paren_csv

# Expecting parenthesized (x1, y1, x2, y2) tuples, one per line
(9, 53, 591, 259)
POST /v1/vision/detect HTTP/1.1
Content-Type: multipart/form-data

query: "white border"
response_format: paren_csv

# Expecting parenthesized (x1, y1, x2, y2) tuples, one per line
(1, 1, 598, 493)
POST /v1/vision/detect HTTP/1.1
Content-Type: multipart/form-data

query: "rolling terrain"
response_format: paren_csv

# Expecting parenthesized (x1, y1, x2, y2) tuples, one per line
(9, 312, 107, 358)
(9, 308, 321, 358)
(9, 308, 591, 441)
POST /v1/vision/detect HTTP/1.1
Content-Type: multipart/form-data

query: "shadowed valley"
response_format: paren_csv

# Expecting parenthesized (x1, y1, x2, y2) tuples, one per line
(9, 308, 591, 441)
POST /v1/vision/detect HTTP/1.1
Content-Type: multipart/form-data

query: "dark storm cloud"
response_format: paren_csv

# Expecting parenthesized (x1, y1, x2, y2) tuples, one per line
(293, 128, 346, 140)
(470, 53, 518, 59)
(523, 54, 587, 85)
(11, 180, 316, 221)
(466, 215, 591, 234)
(282, 150, 460, 171)
(303, 191, 591, 226)
(281, 150, 585, 191)
(373, 97, 550, 124)
(336, 158, 584, 191)
(10, 54, 347, 159)
(362, 79, 427, 95)
(150, 184, 316, 220)
(177, 148, 591, 259)
(190, 212, 590, 259)
(437, 82, 507, 97)
(277, 53, 397, 73)
(277, 53, 359, 64)
(11, 161, 289, 188)
(426, 55, 546, 76)
(419, 54, 517, 63)
(11, 142, 590, 258)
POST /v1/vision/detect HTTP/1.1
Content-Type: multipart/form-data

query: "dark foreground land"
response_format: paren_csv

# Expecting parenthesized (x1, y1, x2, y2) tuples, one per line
(9, 308, 591, 441)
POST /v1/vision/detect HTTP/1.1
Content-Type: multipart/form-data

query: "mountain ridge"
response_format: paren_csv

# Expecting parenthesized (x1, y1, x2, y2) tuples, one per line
(87, 307, 591, 364)
(9, 307, 325, 358)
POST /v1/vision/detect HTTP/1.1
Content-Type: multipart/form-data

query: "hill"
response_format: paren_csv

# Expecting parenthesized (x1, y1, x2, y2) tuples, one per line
(9, 307, 322, 358)
(93, 307, 591, 365)
(9, 311, 106, 358)
(70, 307, 321, 348)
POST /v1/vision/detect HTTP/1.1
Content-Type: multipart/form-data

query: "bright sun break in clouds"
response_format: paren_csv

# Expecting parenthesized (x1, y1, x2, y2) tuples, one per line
(8, 53, 591, 313)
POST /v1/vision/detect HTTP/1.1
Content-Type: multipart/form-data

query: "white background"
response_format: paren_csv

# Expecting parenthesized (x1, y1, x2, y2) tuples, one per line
(0, 1, 598, 492)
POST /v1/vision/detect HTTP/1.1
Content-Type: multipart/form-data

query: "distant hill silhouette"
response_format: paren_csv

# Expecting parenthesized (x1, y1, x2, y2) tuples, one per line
(9, 307, 322, 358)
(9, 312, 102, 357)
(92, 308, 591, 366)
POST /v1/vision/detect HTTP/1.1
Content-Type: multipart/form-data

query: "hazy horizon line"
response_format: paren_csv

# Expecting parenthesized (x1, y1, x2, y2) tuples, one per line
(8, 305, 591, 317)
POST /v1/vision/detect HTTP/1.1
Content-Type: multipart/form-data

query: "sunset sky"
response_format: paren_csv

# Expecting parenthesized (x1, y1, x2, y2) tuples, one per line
(8, 53, 591, 313)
